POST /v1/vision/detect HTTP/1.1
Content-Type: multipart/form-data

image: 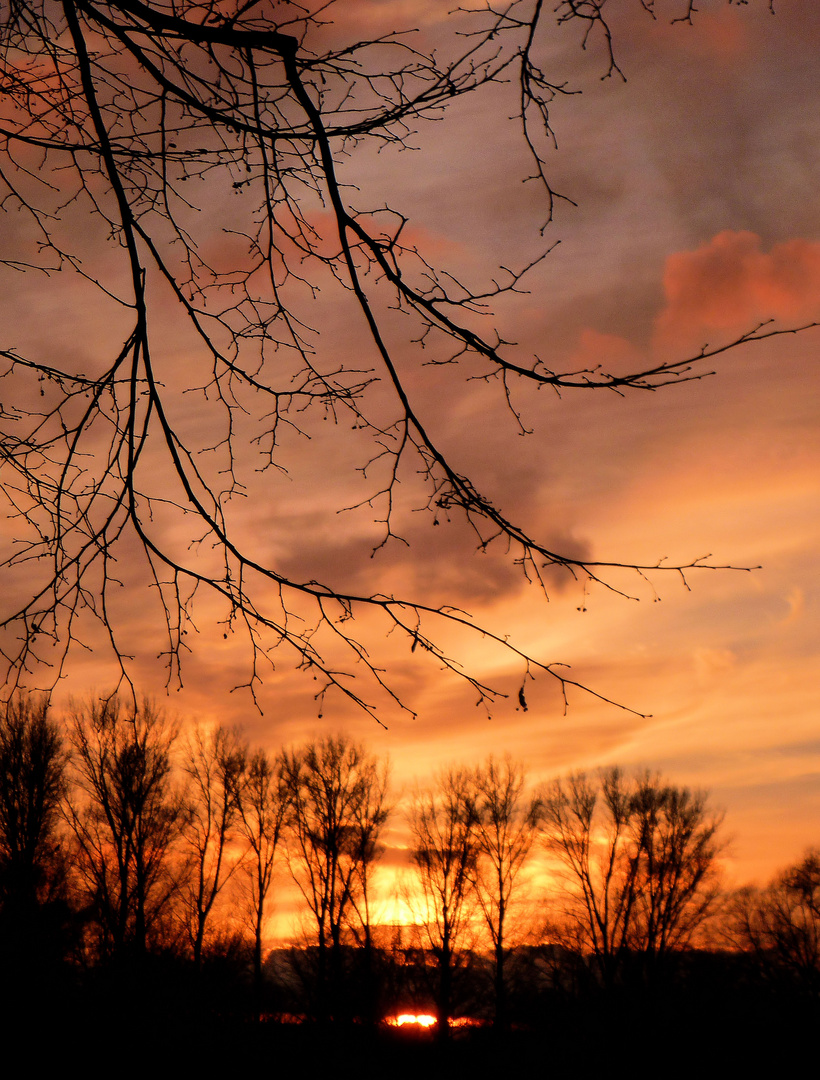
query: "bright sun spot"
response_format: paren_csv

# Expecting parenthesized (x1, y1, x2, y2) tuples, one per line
(388, 1013, 437, 1028)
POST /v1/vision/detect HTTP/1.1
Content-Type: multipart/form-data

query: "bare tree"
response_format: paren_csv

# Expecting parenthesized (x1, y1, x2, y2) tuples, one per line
(728, 849, 820, 996)
(281, 734, 390, 1019)
(64, 697, 184, 962)
(409, 767, 479, 1032)
(541, 767, 723, 989)
(627, 773, 724, 971)
(0, 1, 806, 719)
(236, 746, 289, 1001)
(0, 691, 68, 982)
(0, 692, 66, 913)
(181, 723, 247, 970)
(340, 747, 392, 1023)
(472, 755, 541, 1028)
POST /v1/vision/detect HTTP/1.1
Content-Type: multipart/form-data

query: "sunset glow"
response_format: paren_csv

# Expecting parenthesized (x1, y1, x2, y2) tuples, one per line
(2, 0, 818, 922)
(4, 8, 820, 1066)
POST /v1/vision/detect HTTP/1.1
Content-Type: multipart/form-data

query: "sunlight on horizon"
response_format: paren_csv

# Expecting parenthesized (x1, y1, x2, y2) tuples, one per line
(388, 1013, 437, 1028)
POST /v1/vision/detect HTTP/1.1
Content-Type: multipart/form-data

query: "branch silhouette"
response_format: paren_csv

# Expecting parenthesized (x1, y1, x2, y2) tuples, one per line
(0, 1, 812, 717)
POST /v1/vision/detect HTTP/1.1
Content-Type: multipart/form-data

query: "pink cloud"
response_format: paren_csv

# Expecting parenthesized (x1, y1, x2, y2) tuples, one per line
(654, 230, 820, 347)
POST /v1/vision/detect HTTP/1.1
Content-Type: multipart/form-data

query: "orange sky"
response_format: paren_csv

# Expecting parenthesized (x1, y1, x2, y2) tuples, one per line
(1, 0, 819, 926)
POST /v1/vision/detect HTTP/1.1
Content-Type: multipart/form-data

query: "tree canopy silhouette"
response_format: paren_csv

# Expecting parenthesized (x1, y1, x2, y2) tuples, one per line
(64, 697, 184, 960)
(471, 755, 541, 1028)
(281, 733, 390, 1019)
(1, 0, 811, 719)
(0, 692, 68, 983)
(542, 768, 724, 988)
(729, 848, 820, 996)
(409, 766, 479, 1030)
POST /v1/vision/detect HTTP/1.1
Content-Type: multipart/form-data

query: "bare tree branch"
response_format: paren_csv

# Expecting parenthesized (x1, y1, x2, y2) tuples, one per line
(0, 0, 810, 719)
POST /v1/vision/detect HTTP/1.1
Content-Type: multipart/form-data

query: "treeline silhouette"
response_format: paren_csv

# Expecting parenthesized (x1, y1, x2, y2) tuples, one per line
(0, 692, 817, 1062)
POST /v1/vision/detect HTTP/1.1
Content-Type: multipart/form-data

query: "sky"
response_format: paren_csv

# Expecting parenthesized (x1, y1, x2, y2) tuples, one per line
(2, 0, 819, 922)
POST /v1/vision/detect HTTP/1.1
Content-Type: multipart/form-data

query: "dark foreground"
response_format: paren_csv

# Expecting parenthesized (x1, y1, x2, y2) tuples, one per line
(6, 989, 817, 1074)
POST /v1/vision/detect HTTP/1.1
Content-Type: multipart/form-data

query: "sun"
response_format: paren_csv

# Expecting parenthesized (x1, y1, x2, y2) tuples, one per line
(387, 1013, 437, 1029)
